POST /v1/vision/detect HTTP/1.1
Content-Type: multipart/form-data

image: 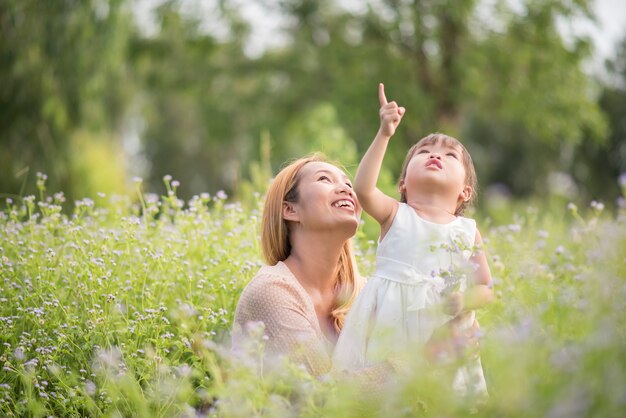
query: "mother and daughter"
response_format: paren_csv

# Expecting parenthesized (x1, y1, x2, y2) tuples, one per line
(232, 84, 494, 393)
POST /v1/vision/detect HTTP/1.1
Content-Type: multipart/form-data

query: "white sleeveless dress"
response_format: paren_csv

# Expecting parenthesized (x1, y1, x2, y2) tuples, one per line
(334, 203, 487, 396)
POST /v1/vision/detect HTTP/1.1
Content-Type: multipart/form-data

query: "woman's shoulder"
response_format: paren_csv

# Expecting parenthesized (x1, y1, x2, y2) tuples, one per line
(238, 262, 309, 310)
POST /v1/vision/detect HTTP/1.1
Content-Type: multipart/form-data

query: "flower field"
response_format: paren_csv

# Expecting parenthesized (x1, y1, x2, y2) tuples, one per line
(1, 175, 625, 417)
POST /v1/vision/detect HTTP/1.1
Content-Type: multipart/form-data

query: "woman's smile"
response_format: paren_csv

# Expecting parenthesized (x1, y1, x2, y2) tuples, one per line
(332, 198, 356, 212)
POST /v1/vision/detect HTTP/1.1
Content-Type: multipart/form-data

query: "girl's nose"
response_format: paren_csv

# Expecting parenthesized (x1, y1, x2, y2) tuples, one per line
(429, 153, 441, 160)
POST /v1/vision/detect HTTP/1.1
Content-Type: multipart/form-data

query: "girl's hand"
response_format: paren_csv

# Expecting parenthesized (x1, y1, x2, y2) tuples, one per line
(378, 83, 405, 138)
(444, 291, 464, 317)
(464, 319, 481, 359)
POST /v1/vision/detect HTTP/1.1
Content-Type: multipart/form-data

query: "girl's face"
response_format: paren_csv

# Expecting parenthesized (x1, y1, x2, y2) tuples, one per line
(283, 162, 361, 234)
(402, 141, 469, 201)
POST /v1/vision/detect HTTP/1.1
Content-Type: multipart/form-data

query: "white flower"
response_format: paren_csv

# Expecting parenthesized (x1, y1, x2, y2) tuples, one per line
(590, 200, 604, 212)
(85, 380, 96, 396)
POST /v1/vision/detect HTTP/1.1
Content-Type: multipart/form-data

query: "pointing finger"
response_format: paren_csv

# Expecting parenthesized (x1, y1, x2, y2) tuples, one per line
(378, 83, 388, 106)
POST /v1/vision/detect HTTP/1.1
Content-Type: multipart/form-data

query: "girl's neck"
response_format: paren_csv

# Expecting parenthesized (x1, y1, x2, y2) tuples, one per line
(406, 195, 458, 223)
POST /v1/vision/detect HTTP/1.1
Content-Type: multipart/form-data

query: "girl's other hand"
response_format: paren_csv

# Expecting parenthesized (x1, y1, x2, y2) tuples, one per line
(444, 291, 464, 317)
(378, 83, 405, 138)
(425, 319, 481, 364)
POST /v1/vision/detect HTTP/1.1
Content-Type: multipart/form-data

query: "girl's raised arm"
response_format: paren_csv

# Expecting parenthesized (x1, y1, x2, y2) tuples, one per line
(354, 84, 405, 227)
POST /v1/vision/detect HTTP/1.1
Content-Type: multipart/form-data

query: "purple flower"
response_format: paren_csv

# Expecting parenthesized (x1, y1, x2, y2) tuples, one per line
(618, 172, 626, 188)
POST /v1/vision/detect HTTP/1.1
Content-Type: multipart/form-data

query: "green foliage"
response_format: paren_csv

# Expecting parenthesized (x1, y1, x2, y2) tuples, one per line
(0, 177, 261, 416)
(1, 177, 625, 416)
(1, 0, 621, 206)
(282, 102, 359, 171)
(0, 0, 133, 201)
(568, 35, 626, 202)
(69, 130, 132, 199)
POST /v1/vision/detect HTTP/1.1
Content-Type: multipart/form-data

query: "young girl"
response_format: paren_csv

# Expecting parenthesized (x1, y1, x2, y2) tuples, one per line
(333, 84, 494, 397)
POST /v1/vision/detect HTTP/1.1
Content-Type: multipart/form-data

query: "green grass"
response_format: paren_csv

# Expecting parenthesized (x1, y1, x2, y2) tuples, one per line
(1, 175, 625, 417)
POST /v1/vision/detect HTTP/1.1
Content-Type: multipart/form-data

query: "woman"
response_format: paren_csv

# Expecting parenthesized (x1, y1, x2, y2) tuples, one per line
(232, 154, 480, 380)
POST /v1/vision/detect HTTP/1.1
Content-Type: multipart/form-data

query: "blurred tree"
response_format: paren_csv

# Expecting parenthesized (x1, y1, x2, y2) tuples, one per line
(282, 102, 359, 170)
(129, 0, 287, 197)
(463, 0, 608, 196)
(571, 34, 626, 205)
(0, 0, 615, 205)
(0, 0, 133, 201)
(248, 0, 607, 199)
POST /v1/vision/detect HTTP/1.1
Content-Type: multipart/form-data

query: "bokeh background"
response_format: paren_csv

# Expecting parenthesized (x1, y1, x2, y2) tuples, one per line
(2, 0, 625, 210)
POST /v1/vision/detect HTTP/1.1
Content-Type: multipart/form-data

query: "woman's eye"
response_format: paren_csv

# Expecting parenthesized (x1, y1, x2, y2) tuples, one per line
(345, 183, 353, 189)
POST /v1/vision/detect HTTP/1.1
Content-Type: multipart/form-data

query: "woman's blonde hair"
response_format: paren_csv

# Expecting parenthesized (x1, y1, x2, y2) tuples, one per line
(398, 133, 477, 216)
(261, 153, 362, 332)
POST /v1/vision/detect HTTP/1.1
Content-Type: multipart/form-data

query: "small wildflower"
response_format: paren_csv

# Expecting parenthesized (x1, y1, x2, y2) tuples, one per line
(171, 180, 180, 188)
(508, 224, 521, 233)
(590, 200, 604, 212)
(163, 174, 172, 182)
(85, 380, 96, 396)
(132, 177, 143, 184)
(216, 190, 227, 200)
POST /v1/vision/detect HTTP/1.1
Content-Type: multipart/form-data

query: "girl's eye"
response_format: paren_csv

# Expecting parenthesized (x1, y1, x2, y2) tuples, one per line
(418, 149, 429, 154)
(447, 152, 458, 159)
(318, 176, 331, 182)
(345, 182, 353, 189)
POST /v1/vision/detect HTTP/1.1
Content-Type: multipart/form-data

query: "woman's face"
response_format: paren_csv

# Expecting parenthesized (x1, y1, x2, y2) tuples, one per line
(284, 161, 361, 235)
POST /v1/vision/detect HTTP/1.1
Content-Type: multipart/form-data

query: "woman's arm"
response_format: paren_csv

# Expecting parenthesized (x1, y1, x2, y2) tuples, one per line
(233, 275, 333, 375)
(233, 272, 396, 385)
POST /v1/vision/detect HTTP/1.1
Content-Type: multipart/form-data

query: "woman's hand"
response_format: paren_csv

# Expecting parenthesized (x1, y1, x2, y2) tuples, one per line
(378, 83, 405, 138)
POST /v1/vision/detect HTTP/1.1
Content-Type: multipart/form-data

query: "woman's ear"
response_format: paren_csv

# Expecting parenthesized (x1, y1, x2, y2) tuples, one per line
(460, 185, 473, 202)
(282, 201, 299, 222)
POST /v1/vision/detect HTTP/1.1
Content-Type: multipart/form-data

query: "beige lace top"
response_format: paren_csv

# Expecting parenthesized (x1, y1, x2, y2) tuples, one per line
(232, 262, 394, 383)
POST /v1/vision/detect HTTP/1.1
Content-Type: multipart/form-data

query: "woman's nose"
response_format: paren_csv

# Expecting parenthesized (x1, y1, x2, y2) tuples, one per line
(337, 183, 354, 196)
